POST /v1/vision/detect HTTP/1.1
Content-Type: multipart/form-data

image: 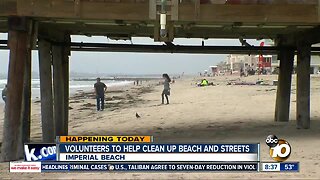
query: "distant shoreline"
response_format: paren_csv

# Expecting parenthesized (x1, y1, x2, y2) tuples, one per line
(72, 77, 162, 81)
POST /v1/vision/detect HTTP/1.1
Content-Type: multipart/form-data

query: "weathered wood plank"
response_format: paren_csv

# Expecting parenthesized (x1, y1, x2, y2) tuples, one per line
(63, 34, 70, 135)
(16, 44, 32, 159)
(38, 39, 55, 143)
(38, 22, 314, 39)
(63, 58, 69, 135)
(0, 20, 8, 33)
(274, 48, 294, 122)
(52, 45, 66, 136)
(167, 21, 174, 42)
(149, 0, 157, 20)
(1, 17, 29, 162)
(0, 0, 17, 16)
(153, 22, 160, 41)
(171, 0, 179, 21)
(74, 0, 81, 17)
(296, 44, 311, 129)
(318, 0, 320, 22)
(16, 1, 150, 21)
(80, 1, 149, 20)
(6, 1, 317, 24)
(179, 4, 318, 23)
(21, 19, 35, 147)
(194, 0, 200, 20)
(21, 46, 32, 143)
(17, 0, 75, 18)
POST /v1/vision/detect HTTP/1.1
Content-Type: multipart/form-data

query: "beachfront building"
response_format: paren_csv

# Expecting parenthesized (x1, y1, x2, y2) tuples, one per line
(271, 55, 320, 74)
(216, 53, 296, 75)
(254, 55, 272, 73)
(264, 41, 320, 74)
(224, 54, 257, 74)
(210, 61, 226, 75)
(220, 53, 320, 75)
(209, 66, 218, 76)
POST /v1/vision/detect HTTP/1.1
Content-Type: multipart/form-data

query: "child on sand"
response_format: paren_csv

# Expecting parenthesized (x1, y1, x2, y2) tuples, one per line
(162, 74, 171, 105)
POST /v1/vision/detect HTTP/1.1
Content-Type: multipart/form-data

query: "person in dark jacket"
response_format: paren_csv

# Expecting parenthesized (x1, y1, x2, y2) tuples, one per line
(94, 78, 107, 111)
(2, 85, 7, 103)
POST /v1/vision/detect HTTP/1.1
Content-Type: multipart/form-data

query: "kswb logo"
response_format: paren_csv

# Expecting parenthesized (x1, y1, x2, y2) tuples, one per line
(24, 144, 56, 161)
(265, 135, 291, 162)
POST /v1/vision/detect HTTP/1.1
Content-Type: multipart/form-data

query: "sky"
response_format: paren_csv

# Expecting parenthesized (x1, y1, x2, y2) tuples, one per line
(0, 33, 261, 76)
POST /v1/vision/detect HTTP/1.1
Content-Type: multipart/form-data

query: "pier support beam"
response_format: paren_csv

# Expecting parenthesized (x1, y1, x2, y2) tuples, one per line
(52, 44, 66, 136)
(21, 48, 32, 144)
(17, 43, 32, 158)
(1, 17, 30, 161)
(274, 47, 294, 122)
(63, 35, 70, 135)
(38, 39, 55, 142)
(21, 21, 35, 145)
(296, 44, 311, 129)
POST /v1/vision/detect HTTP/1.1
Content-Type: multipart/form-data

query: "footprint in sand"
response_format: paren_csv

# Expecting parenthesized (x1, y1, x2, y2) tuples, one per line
(72, 125, 81, 128)
(235, 121, 244, 124)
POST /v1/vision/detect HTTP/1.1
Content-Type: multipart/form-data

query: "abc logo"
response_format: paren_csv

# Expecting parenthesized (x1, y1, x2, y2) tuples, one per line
(265, 135, 291, 162)
(108, 164, 114, 171)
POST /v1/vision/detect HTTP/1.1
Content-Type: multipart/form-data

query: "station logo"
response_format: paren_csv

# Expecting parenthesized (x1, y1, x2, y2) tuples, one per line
(108, 164, 115, 171)
(265, 135, 291, 162)
(24, 143, 57, 161)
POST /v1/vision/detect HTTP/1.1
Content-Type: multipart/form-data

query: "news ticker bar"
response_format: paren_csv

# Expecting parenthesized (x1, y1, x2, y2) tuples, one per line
(9, 162, 300, 172)
(10, 162, 259, 172)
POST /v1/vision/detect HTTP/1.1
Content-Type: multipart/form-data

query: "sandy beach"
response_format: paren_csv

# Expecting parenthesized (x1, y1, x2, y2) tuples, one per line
(0, 75, 320, 179)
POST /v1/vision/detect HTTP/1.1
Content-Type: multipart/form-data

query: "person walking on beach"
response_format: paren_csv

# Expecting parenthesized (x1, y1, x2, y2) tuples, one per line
(2, 85, 7, 114)
(94, 78, 107, 111)
(162, 73, 171, 105)
(2, 84, 7, 103)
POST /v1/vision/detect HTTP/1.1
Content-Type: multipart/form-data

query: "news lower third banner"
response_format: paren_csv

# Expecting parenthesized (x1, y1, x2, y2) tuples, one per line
(58, 144, 259, 162)
(20, 137, 263, 173)
(10, 162, 259, 172)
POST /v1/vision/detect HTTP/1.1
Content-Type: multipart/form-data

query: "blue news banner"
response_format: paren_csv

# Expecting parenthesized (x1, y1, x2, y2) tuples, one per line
(58, 143, 259, 162)
(24, 143, 260, 172)
(58, 143, 259, 153)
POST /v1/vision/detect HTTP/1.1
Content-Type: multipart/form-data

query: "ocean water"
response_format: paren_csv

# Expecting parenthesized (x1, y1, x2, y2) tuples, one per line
(0, 79, 133, 103)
